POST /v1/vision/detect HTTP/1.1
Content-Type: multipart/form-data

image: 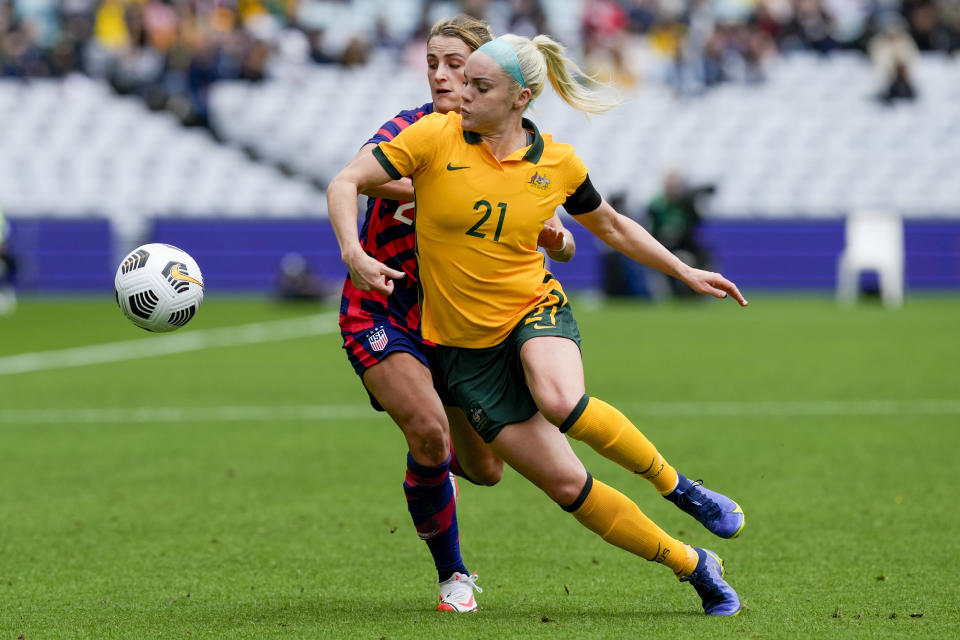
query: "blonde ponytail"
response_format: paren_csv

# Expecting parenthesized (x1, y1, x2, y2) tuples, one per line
(499, 33, 620, 114)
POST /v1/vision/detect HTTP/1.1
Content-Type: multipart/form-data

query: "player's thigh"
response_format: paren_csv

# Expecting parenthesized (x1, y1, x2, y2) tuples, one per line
(362, 352, 448, 438)
(519, 335, 586, 423)
(489, 412, 587, 506)
(445, 406, 503, 486)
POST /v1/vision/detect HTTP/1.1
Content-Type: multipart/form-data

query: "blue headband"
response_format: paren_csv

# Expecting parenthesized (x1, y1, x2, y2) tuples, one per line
(477, 39, 527, 88)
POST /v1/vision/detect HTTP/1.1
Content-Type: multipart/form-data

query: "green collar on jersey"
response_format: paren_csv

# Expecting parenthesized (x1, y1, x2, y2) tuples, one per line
(462, 117, 544, 164)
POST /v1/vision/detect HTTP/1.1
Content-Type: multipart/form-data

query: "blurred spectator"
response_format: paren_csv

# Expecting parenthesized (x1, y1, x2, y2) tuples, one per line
(868, 11, 920, 98)
(0, 205, 16, 316)
(276, 252, 333, 302)
(460, 0, 511, 34)
(340, 33, 370, 67)
(581, 0, 635, 86)
(600, 193, 651, 298)
(645, 171, 714, 297)
(304, 26, 335, 64)
(905, 0, 960, 52)
(508, 0, 547, 39)
(625, 0, 657, 35)
(744, 25, 777, 84)
(880, 58, 917, 102)
(780, 0, 840, 54)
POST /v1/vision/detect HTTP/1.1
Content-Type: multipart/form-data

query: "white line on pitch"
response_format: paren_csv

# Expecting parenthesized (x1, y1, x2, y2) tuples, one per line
(0, 312, 339, 376)
(1, 399, 958, 425)
(620, 398, 960, 418)
(0, 405, 372, 424)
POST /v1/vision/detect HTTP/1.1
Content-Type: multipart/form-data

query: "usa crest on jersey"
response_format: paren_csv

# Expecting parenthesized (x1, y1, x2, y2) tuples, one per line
(367, 326, 389, 351)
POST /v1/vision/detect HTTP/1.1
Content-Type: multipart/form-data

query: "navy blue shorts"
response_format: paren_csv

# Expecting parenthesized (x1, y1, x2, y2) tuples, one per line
(341, 322, 455, 410)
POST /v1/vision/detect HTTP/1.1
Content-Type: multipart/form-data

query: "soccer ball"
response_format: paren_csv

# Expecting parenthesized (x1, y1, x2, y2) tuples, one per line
(114, 243, 205, 332)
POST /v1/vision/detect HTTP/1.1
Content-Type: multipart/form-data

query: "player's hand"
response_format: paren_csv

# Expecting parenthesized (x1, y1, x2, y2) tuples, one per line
(681, 267, 748, 306)
(346, 253, 405, 295)
(537, 223, 565, 252)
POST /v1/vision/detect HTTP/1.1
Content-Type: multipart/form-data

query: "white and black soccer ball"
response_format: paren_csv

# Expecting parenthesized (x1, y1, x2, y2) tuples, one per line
(114, 243, 205, 332)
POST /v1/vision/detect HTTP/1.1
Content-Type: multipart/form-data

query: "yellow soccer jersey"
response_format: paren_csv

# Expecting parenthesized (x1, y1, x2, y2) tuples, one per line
(374, 111, 592, 348)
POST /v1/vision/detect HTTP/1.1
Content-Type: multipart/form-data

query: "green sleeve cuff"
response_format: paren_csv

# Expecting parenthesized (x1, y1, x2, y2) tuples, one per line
(372, 146, 402, 181)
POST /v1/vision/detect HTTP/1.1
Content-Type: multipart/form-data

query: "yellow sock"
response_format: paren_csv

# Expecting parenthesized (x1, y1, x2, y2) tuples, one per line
(562, 395, 679, 495)
(566, 475, 699, 578)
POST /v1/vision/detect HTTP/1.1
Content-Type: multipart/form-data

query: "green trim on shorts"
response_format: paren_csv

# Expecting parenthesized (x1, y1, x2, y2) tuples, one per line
(436, 292, 581, 443)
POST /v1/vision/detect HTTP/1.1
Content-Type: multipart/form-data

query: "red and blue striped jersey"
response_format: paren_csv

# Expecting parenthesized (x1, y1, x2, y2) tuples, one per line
(339, 102, 434, 335)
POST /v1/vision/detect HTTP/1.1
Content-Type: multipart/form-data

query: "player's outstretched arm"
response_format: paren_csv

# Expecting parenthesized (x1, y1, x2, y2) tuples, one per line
(575, 199, 748, 306)
(328, 152, 405, 295)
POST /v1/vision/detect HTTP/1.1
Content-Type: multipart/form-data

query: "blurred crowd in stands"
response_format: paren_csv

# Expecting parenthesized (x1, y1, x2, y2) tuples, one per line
(585, 0, 958, 100)
(2, 0, 958, 125)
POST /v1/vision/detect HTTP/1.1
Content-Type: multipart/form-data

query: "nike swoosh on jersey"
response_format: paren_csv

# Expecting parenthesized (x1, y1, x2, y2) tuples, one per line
(446, 163, 470, 171)
(170, 264, 203, 287)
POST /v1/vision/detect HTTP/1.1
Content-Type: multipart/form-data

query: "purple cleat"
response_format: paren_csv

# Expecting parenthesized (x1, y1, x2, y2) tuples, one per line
(664, 474, 745, 539)
(681, 547, 741, 616)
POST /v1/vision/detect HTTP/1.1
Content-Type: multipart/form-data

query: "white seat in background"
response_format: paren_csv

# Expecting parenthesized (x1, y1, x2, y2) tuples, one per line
(836, 209, 905, 308)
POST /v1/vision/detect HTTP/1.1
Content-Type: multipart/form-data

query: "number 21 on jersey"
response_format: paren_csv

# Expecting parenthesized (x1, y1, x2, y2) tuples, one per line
(465, 200, 507, 242)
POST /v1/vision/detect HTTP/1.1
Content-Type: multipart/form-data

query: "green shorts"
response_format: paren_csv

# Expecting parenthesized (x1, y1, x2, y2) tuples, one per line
(436, 291, 581, 443)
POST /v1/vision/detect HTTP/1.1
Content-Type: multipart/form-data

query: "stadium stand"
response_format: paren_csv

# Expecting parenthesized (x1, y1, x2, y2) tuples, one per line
(208, 50, 960, 220)
(0, 76, 328, 227)
(1, 0, 958, 292)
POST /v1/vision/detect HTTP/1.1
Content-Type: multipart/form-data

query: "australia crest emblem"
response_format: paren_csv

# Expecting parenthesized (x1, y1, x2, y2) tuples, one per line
(526, 171, 551, 195)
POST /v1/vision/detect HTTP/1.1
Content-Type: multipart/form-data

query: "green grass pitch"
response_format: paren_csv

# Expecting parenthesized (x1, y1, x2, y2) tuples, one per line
(1, 295, 958, 639)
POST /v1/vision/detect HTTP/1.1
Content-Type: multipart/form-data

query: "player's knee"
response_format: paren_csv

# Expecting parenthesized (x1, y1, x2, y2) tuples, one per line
(469, 458, 504, 486)
(400, 416, 450, 466)
(551, 480, 587, 507)
(407, 433, 450, 467)
(542, 473, 588, 506)
(537, 392, 580, 427)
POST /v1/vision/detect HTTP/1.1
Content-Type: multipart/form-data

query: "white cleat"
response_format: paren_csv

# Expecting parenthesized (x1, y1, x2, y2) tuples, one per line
(437, 572, 482, 612)
(449, 472, 460, 505)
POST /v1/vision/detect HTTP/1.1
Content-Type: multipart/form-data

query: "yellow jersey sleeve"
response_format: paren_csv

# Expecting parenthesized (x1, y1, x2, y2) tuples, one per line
(563, 151, 589, 198)
(372, 112, 448, 180)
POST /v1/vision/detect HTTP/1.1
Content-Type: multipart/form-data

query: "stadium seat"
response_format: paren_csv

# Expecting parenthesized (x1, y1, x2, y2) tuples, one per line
(0, 76, 326, 221)
(836, 209, 905, 308)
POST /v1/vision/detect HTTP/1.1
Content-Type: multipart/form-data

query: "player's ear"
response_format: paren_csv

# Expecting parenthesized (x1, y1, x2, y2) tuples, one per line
(513, 87, 532, 111)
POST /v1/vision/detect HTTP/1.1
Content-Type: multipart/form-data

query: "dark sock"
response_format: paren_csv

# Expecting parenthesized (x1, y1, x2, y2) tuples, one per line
(403, 452, 467, 582)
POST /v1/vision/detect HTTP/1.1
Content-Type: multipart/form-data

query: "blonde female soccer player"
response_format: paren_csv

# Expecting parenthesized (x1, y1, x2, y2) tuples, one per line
(329, 33, 748, 616)
(339, 16, 579, 612)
